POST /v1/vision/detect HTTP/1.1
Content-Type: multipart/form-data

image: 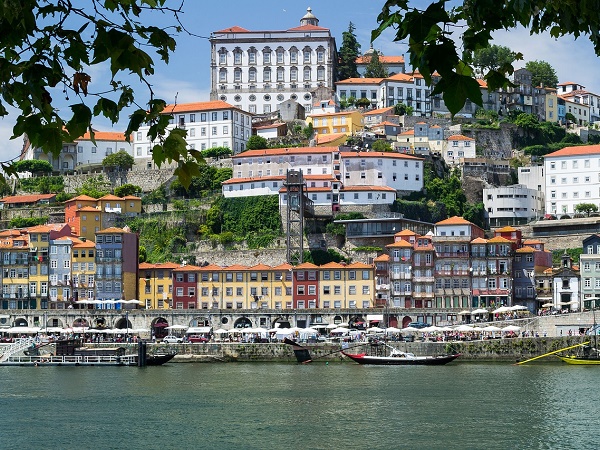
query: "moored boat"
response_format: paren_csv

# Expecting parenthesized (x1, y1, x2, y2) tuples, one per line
(342, 348, 460, 366)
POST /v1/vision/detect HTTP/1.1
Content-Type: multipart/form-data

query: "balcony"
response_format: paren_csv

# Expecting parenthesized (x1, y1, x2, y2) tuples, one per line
(105, 207, 122, 213)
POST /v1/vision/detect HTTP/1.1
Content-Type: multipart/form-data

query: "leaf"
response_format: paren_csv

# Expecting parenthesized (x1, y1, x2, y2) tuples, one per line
(65, 103, 92, 140)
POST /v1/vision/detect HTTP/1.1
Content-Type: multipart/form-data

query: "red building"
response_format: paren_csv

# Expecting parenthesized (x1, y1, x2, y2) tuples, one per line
(292, 262, 319, 309)
(172, 264, 202, 309)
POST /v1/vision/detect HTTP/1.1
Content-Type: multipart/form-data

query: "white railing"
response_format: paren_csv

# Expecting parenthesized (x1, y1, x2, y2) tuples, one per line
(0, 338, 34, 362)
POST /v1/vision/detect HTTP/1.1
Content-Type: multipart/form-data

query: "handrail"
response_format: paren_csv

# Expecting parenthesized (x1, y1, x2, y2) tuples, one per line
(0, 338, 35, 362)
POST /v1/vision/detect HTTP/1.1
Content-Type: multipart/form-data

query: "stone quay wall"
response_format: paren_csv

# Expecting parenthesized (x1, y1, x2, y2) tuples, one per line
(75, 335, 589, 363)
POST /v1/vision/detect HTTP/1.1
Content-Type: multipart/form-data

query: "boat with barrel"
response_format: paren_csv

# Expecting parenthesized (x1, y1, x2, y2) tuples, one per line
(341, 341, 460, 366)
(556, 306, 600, 365)
(0, 338, 175, 367)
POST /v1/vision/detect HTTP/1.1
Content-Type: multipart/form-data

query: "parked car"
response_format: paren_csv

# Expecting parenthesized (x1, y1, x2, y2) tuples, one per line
(162, 335, 183, 344)
(187, 335, 209, 343)
(409, 322, 429, 329)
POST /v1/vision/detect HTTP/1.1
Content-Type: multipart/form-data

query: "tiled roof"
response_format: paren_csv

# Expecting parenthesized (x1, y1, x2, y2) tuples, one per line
(272, 263, 293, 271)
(386, 240, 413, 248)
(222, 264, 249, 271)
(363, 107, 395, 116)
(387, 73, 414, 82)
(523, 239, 543, 245)
(98, 194, 122, 201)
(470, 237, 488, 244)
(396, 229, 417, 236)
(64, 195, 98, 203)
(436, 216, 472, 226)
(346, 262, 372, 269)
(295, 262, 319, 269)
(374, 254, 389, 261)
(335, 77, 385, 85)
(545, 145, 600, 158)
(398, 129, 414, 136)
(340, 151, 422, 160)
(163, 100, 239, 114)
(515, 246, 535, 253)
(0, 194, 56, 204)
(96, 227, 127, 234)
(316, 133, 347, 145)
(214, 26, 249, 33)
(287, 24, 329, 31)
(172, 264, 203, 272)
(486, 236, 512, 243)
(447, 134, 475, 141)
(232, 146, 338, 159)
(79, 131, 128, 142)
(138, 262, 179, 270)
(495, 226, 518, 232)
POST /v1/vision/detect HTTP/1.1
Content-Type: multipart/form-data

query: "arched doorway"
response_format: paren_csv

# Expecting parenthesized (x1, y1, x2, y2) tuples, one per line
(152, 318, 169, 339)
(333, 315, 344, 324)
(73, 318, 88, 327)
(272, 317, 291, 329)
(191, 316, 210, 327)
(115, 317, 132, 330)
(233, 317, 252, 329)
(388, 315, 398, 327)
(401, 316, 413, 328)
(13, 318, 28, 327)
(349, 316, 365, 330)
(93, 318, 107, 329)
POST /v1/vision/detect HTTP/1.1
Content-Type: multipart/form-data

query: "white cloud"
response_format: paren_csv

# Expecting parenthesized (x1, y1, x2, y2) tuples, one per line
(0, 116, 25, 164)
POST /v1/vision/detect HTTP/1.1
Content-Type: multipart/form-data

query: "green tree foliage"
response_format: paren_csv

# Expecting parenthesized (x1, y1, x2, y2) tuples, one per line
(373, 1, 600, 115)
(363, 49, 389, 78)
(392, 199, 448, 223)
(114, 183, 141, 197)
(126, 217, 191, 263)
(337, 22, 361, 80)
(525, 60, 558, 88)
(0, 177, 12, 197)
(303, 123, 314, 140)
(102, 150, 134, 171)
(355, 98, 372, 108)
(205, 196, 281, 242)
(425, 175, 466, 217)
(0, 1, 205, 186)
(13, 160, 53, 175)
(463, 202, 486, 229)
(201, 146, 232, 158)
(303, 249, 350, 266)
(138, 245, 147, 263)
(394, 102, 414, 116)
(75, 175, 111, 198)
(9, 217, 48, 228)
(246, 135, 269, 150)
(371, 140, 393, 152)
(575, 203, 599, 216)
(171, 165, 232, 197)
(552, 248, 583, 267)
(142, 186, 167, 205)
(472, 45, 517, 76)
(19, 176, 64, 194)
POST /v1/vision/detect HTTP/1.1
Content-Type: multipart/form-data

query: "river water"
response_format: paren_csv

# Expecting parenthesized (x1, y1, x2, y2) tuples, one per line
(0, 361, 598, 449)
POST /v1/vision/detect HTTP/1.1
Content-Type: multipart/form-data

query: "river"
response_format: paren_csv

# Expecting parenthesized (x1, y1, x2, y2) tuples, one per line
(0, 361, 598, 449)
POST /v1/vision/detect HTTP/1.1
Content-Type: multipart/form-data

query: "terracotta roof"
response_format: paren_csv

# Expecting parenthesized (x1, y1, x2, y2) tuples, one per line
(0, 230, 23, 237)
(287, 24, 329, 31)
(545, 145, 600, 158)
(197, 264, 223, 271)
(523, 239, 543, 245)
(0, 194, 56, 204)
(222, 264, 250, 271)
(79, 131, 128, 142)
(64, 195, 98, 203)
(27, 224, 68, 233)
(232, 146, 338, 159)
(486, 236, 512, 243)
(356, 55, 405, 64)
(139, 262, 179, 270)
(398, 129, 414, 136)
(447, 134, 475, 141)
(77, 206, 100, 212)
(172, 264, 203, 272)
(557, 81, 579, 86)
(214, 26, 249, 33)
(396, 229, 417, 236)
(470, 237, 488, 244)
(340, 151, 422, 161)
(386, 240, 413, 248)
(246, 263, 272, 271)
(98, 194, 122, 201)
(387, 73, 414, 82)
(122, 195, 142, 200)
(515, 246, 535, 253)
(272, 263, 293, 271)
(309, 110, 359, 118)
(435, 216, 473, 226)
(495, 226, 518, 232)
(96, 227, 127, 234)
(346, 262, 373, 269)
(374, 254, 389, 262)
(320, 262, 347, 269)
(73, 240, 96, 248)
(363, 107, 395, 116)
(163, 100, 240, 114)
(316, 133, 347, 145)
(294, 262, 319, 269)
(340, 185, 396, 192)
(335, 77, 385, 85)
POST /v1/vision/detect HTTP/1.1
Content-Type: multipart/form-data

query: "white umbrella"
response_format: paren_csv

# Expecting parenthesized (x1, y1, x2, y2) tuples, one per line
(402, 326, 419, 332)
(471, 308, 489, 315)
(458, 310, 471, 315)
(482, 325, 503, 332)
(330, 327, 349, 334)
(326, 324, 339, 329)
(510, 305, 528, 311)
(493, 306, 512, 313)
(502, 325, 521, 332)
(421, 326, 441, 333)
(337, 323, 350, 327)
(132, 328, 150, 333)
(253, 327, 268, 334)
(367, 326, 385, 333)
(455, 324, 476, 332)
(385, 327, 402, 334)
(44, 327, 64, 333)
(267, 328, 281, 333)
(214, 328, 229, 334)
(125, 299, 141, 304)
(542, 303, 554, 308)
(440, 326, 454, 332)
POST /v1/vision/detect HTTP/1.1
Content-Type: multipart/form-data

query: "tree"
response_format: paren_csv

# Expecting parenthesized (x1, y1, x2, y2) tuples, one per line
(355, 98, 372, 108)
(363, 49, 389, 78)
(114, 184, 141, 197)
(103, 150, 134, 171)
(525, 60, 558, 88)
(575, 203, 598, 216)
(394, 102, 414, 116)
(371, 140, 393, 152)
(337, 22, 361, 80)
(373, 1, 600, 115)
(246, 135, 269, 150)
(75, 175, 111, 198)
(0, 1, 203, 188)
(13, 160, 53, 175)
(472, 45, 517, 76)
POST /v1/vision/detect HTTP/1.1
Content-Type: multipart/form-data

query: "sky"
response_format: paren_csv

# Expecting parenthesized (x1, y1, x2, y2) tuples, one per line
(2, 0, 600, 162)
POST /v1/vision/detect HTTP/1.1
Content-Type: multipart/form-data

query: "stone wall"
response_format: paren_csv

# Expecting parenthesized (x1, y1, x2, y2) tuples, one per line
(460, 122, 517, 159)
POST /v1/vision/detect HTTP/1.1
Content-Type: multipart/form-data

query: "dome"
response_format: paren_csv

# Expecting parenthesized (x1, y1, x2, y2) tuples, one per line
(300, 7, 319, 26)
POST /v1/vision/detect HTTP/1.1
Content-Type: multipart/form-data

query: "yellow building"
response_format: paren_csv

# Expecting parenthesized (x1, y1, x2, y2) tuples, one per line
(197, 264, 224, 309)
(219, 264, 248, 310)
(75, 206, 101, 242)
(138, 262, 179, 309)
(122, 195, 143, 215)
(545, 90, 559, 123)
(318, 262, 375, 309)
(72, 237, 96, 304)
(306, 110, 364, 136)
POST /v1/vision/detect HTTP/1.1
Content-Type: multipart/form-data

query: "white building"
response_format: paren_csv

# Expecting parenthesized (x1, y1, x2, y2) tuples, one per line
(22, 131, 132, 173)
(518, 165, 545, 193)
(557, 81, 600, 123)
(544, 145, 600, 216)
(443, 134, 476, 165)
(484, 184, 544, 226)
(133, 100, 252, 167)
(209, 7, 337, 115)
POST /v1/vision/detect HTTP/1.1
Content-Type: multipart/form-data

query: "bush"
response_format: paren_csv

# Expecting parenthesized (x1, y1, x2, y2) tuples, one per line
(9, 217, 48, 228)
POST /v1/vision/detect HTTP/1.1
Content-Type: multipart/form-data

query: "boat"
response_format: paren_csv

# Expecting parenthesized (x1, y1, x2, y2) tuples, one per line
(556, 309, 600, 365)
(0, 338, 175, 367)
(342, 343, 460, 366)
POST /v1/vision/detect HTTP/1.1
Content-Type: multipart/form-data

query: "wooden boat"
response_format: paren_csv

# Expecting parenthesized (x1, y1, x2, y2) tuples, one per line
(342, 348, 461, 366)
(146, 353, 176, 366)
(557, 310, 600, 365)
